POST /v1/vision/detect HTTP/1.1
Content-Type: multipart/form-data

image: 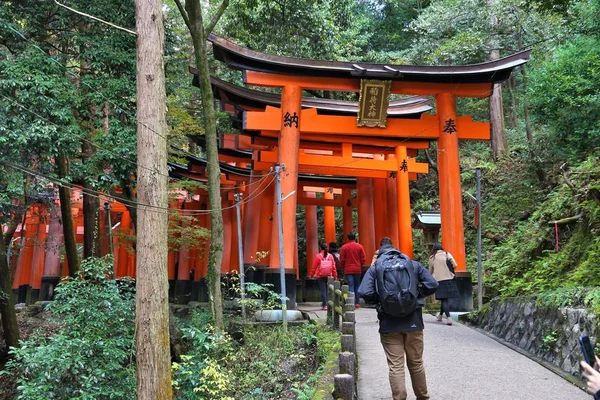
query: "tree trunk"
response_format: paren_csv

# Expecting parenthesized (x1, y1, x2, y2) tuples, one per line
(56, 152, 79, 277)
(488, 2, 506, 159)
(184, 0, 226, 332)
(134, 0, 172, 398)
(82, 138, 101, 259)
(0, 231, 20, 352)
(506, 77, 519, 129)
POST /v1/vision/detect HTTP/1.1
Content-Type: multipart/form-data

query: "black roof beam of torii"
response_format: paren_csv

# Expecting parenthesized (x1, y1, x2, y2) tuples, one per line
(208, 34, 531, 85)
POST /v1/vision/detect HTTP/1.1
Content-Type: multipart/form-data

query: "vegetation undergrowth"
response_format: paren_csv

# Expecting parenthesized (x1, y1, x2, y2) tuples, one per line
(173, 308, 339, 400)
(2, 256, 136, 399)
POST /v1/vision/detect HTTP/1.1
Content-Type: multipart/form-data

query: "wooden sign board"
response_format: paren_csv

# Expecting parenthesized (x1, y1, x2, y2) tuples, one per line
(357, 79, 391, 128)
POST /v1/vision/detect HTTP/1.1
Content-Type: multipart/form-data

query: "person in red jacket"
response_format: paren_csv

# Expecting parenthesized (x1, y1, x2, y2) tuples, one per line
(340, 232, 366, 308)
(310, 243, 338, 310)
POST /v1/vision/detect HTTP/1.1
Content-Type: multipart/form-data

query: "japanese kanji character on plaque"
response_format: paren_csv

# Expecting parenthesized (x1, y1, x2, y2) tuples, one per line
(357, 79, 391, 128)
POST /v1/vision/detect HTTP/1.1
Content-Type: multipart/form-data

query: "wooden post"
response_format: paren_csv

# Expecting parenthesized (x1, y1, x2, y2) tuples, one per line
(357, 178, 375, 267)
(341, 188, 353, 242)
(372, 155, 388, 246)
(385, 154, 400, 247)
(334, 374, 354, 400)
(116, 210, 131, 278)
(436, 92, 467, 270)
(242, 172, 262, 267)
(221, 198, 233, 273)
(270, 84, 302, 272)
(339, 352, 355, 376)
(305, 192, 318, 274)
(395, 145, 413, 258)
(341, 334, 355, 353)
(327, 276, 334, 325)
(324, 188, 336, 244)
(257, 178, 274, 266)
(333, 280, 341, 330)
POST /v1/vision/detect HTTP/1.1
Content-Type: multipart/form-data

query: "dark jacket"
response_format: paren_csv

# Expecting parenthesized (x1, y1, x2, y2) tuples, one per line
(358, 244, 438, 333)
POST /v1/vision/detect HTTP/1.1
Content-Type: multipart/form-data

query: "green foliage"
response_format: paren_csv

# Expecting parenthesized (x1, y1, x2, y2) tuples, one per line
(173, 311, 335, 399)
(5, 256, 136, 399)
(540, 328, 559, 352)
(528, 35, 600, 159)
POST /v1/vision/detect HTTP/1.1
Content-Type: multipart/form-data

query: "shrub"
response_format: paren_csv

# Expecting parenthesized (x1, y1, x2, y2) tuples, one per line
(4, 256, 136, 399)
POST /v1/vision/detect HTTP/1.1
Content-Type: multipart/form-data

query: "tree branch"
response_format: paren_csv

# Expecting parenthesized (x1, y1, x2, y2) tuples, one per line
(560, 163, 577, 194)
(204, 0, 229, 36)
(54, 0, 137, 36)
(547, 213, 584, 225)
(424, 149, 438, 174)
(173, 0, 192, 33)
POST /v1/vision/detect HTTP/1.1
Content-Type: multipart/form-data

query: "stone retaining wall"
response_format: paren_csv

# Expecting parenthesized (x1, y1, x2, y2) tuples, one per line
(464, 297, 599, 376)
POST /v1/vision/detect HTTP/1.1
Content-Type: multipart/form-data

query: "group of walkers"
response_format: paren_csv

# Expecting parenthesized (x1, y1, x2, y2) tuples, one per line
(310, 233, 458, 400)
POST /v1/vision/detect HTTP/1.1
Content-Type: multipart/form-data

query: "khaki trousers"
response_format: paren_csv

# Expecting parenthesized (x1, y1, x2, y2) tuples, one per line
(380, 330, 429, 400)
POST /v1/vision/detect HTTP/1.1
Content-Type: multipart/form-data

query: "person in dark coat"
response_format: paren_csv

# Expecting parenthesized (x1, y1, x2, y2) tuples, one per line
(428, 243, 458, 326)
(358, 237, 438, 400)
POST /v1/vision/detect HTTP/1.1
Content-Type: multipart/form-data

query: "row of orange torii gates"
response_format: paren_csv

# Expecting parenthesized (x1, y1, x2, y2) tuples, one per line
(8, 35, 530, 309)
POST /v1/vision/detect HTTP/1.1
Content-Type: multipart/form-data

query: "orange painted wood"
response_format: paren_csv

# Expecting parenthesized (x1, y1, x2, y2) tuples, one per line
(341, 189, 354, 242)
(395, 146, 413, 258)
(177, 210, 192, 282)
(302, 186, 342, 194)
(305, 192, 319, 276)
(256, 132, 431, 150)
(197, 208, 210, 279)
(222, 199, 233, 273)
(357, 178, 376, 266)
(457, 116, 490, 140)
(253, 160, 390, 178)
(324, 189, 336, 245)
(245, 71, 360, 91)
(269, 85, 302, 271)
(257, 177, 274, 266)
(385, 155, 400, 247)
(116, 210, 131, 278)
(437, 93, 467, 271)
(13, 210, 36, 288)
(372, 175, 388, 247)
(242, 173, 262, 265)
(244, 71, 492, 97)
(298, 196, 345, 207)
(229, 200, 240, 274)
(30, 207, 48, 290)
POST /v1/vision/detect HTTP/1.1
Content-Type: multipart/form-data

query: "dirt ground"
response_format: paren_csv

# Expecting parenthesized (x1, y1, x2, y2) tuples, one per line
(0, 306, 60, 400)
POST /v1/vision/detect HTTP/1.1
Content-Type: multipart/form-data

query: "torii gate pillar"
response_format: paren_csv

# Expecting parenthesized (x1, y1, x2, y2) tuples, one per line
(269, 84, 301, 308)
(437, 92, 472, 311)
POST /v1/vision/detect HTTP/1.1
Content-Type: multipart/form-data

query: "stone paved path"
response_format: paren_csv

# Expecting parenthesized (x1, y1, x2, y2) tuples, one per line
(354, 307, 589, 400)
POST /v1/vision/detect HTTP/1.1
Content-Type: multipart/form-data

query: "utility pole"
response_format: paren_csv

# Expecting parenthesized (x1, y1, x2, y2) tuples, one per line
(275, 164, 287, 331)
(234, 192, 246, 318)
(476, 169, 483, 309)
(134, 0, 172, 397)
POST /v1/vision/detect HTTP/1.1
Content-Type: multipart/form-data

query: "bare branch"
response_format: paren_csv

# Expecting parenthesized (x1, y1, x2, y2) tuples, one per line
(560, 163, 577, 194)
(54, 1, 136, 36)
(548, 213, 584, 225)
(424, 149, 438, 174)
(173, 0, 192, 32)
(205, 0, 229, 36)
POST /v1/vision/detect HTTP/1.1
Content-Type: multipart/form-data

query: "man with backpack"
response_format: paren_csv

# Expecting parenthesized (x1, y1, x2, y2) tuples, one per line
(358, 237, 438, 400)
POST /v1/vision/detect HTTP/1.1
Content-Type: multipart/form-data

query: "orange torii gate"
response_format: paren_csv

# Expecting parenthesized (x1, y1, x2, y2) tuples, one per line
(204, 34, 530, 309)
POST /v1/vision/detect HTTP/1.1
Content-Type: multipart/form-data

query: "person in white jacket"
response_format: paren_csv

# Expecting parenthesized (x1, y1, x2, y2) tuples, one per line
(428, 243, 458, 326)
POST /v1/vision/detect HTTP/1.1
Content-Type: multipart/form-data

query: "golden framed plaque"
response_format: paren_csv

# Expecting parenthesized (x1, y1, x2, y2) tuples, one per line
(357, 79, 391, 128)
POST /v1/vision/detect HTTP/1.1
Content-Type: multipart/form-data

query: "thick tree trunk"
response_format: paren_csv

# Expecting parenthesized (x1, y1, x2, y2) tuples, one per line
(134, 0, 172, 398)
(184, 0, 226, 332)
(0, 232, 20, 352)
(488, 3, 506, 159)
(56, 153, 79, 277)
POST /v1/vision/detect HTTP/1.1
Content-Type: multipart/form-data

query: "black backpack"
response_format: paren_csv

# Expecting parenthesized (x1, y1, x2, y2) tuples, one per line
(375, 249, 419, 317)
